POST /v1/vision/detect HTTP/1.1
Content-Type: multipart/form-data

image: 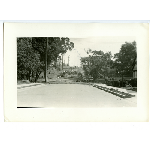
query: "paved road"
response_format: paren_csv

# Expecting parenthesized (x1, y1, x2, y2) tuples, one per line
(17, 84, 137, 108)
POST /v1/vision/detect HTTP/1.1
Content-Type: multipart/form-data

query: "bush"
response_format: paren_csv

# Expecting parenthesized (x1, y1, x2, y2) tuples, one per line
(106, 80, 126, 87)
(106, 78, 137, 88)
(95, 79, 105, 84)
(106, 80, 113, 86)
(113, 80, 120, 87)
(129, 78, 137, 87)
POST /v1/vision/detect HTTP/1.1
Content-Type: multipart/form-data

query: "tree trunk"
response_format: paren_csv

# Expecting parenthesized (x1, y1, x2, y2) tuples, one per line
(35, 71, 41, 83)
(121, 73, 123, 87)
(45, 37, 48, 82)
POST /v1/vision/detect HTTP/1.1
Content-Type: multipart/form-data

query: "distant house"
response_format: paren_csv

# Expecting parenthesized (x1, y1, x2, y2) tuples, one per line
(132, 57, 137, 78)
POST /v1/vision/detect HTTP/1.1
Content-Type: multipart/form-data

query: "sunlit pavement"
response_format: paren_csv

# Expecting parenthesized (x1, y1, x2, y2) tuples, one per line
(17, 84, 137, 108)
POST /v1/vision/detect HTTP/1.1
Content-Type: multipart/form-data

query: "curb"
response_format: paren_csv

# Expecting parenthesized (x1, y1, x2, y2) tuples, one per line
(48, 82, 91, 85)
(17, 83, 44, 89)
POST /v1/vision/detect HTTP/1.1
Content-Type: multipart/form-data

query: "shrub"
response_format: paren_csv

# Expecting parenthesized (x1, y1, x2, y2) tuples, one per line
(113, 80, 120, 87)
(129, 78, 137, 87)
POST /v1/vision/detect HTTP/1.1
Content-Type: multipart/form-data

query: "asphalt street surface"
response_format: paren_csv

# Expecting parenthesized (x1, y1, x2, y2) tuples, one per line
(17, 84, 137, 108)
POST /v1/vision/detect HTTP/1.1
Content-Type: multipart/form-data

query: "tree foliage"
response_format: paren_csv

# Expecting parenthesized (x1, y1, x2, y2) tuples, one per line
(113, 41, 136, 76)
(17, 38, 44, 81)
(81, 50, 113, 81)
(81, 41, 136, 82)
(32, 37, 74, 66)
(17, 37, 74, 82)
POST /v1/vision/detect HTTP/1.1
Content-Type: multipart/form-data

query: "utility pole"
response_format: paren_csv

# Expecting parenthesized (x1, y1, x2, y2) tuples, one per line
(45, 37, 48, 83)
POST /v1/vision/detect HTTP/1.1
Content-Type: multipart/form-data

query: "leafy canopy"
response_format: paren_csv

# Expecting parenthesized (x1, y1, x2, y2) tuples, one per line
(17, 37, 74, 81)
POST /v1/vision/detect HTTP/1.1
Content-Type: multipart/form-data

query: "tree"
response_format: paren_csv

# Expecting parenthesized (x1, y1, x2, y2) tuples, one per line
(17, 38, 44, 82)
(32, 37, 74, 66)
(81, 50, 113, 81)
(17, 37, 74, 82)
(32, 37, 74, 82)
(81, 56, 91, 78)
(92, 50, 113, 80)
(113, 41, 137, 86)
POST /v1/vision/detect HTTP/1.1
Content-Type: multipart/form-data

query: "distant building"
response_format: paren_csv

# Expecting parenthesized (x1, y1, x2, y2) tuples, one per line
(132, 57, 137, 78)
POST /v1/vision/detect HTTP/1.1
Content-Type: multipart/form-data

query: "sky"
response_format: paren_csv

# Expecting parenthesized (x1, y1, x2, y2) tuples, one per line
(63, 37, 136, 67)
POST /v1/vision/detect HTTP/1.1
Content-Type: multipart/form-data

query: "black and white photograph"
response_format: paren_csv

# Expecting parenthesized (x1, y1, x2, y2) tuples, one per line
(17, 37, 137, 108)
(4, 23, 148, 122)
(1, 2, 150, 150)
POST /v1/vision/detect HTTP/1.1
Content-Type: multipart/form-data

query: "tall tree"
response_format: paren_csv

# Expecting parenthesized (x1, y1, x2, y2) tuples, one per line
(32, 37, 74, 65)
(92, 50, 113, 80)
(81, 50, 113, 81)
(17, 37, 74, 82)
(113, 41, 137, 86)
(17, 38, 43, 81)
(114, 41, 136, 77)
